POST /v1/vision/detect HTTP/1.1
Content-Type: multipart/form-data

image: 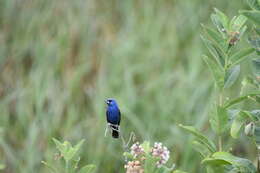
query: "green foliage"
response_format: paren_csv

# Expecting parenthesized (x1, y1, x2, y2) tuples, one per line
(209, 106, 229, 135)
(42, 139, 96, 173)
(179, 125, 216, 153)
(202, 152, 256, 173)
(180, 3, 260, 173)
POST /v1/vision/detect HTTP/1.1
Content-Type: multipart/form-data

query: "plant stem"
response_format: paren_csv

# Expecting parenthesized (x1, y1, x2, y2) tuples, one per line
(218, 90, 224, 151)
(218, 135, 222, 151)
(65, 160, 69, 173)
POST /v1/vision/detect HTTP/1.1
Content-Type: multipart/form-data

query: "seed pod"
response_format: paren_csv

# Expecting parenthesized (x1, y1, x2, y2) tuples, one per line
(244, 122, 255, 136)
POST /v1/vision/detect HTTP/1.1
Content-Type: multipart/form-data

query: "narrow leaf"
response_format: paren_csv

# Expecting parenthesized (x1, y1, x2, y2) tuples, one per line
(179, 124, 217, 153)
(252, 58, 260, 77)
(224, 65, 240, 89)
(224, 91, 260, 108)
(214, 8, 229, 30)
(202, 25, 227, 51)
(210, 106, 229, 135)
(203, 55, 224, 89)
(229, 48, 254, 66)
(240, 10, 260, 25)
(79, 164, 96, 173)
(201, 36, 225, 67)
(247, 0, 260, 10)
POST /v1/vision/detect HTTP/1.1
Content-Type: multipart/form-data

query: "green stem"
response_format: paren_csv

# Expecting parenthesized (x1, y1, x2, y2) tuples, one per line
(218, 90, 224, 151)
(65, 160, 69, 173)
(218, 135, 222, 151)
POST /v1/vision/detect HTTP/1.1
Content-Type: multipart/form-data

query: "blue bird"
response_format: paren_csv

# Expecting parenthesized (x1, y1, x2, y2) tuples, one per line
(106, 98, 121, 138)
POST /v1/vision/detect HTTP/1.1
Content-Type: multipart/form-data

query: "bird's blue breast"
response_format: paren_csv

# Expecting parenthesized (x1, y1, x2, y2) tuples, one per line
(107, 106, 120, 124)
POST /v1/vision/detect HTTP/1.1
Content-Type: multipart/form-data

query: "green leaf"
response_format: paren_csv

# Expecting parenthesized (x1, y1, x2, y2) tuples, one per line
(123, 152, 134, 159)
(240, 10, 260, 25)
(230, 111, 251, 138)
(156, 164, 175, 173)
(202, 152, 257, 173)
(247, 0, 260, 10)
(202, 25, 227, 52)
(78, 164, 96, 173)
(253, 126, 260, 146)
(144, 154, 158, 173)
(210, 106, 229, 135)
(0, 164, 5, 170)
(64, 139, 85, 162)
(229, 48, 254, 66)
(214, 8, 229, 31)
(173, 170, 188, 173)
(52, 138, 69, 156)
(224, 91, 260, 108)
(250, 110, 260, 121)
(248, 37, 260, 53)
(252, 58, 260, 77)
(203, 55, 224, 89)
(192, 140, 210, 158)
(201, 36, 225, 67)
(224, 65, 240, 88)
(230, 15, 247, 31)
(179, 124, 217, 153)
(141, 141, 151, 154)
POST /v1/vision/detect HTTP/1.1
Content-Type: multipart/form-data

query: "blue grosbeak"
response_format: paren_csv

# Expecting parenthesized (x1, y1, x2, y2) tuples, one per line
(106, 98, 121, 138)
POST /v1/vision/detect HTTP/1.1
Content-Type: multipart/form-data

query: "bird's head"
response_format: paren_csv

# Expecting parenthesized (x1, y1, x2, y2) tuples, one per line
(106, 98, 118, 107)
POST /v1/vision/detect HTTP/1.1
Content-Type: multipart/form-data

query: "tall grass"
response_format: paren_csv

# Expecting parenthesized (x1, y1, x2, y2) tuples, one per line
(0, 0, 250, 172)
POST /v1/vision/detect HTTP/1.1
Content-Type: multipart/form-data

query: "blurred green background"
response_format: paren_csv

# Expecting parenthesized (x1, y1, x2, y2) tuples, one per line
(0, 0, 255, 172)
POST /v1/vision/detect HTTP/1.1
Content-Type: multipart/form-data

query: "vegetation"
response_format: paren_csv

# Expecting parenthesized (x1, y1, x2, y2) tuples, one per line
(0, 0, 259, 173)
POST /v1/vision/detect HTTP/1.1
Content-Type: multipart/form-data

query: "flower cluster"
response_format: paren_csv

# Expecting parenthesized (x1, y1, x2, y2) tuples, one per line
(125, 141, 172, 173)
(124, 160, 144, 173)
(130, 142, 145, 158)
(151, 142, 170, 167)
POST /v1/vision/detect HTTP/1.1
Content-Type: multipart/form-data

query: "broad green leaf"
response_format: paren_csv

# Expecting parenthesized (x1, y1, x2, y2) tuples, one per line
(230, 111, 251, 138)
(229, 48, 254, 66)
(224, 65, 240, 88)
(247, 0, 260, 10)
(210, 106, 229, 135)
(202, 25, 227, 52)
(252, 58, 260, 77)
(224, 91, 260, 108)
(179, 124, 217, 153)
(201, 36, 225, 67)
(202, 152, 257, 173)
(230, 15, 247, 31)
(203, 55, 224, 89)
(240, 10, 260, 25)
(79, 164, 96, 173)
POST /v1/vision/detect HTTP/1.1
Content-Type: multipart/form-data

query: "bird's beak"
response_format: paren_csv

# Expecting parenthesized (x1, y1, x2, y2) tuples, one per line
(105, 100, 108, 104)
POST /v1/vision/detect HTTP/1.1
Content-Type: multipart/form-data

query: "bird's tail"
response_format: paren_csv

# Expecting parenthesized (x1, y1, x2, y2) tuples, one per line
(111, 125, 119, 138)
